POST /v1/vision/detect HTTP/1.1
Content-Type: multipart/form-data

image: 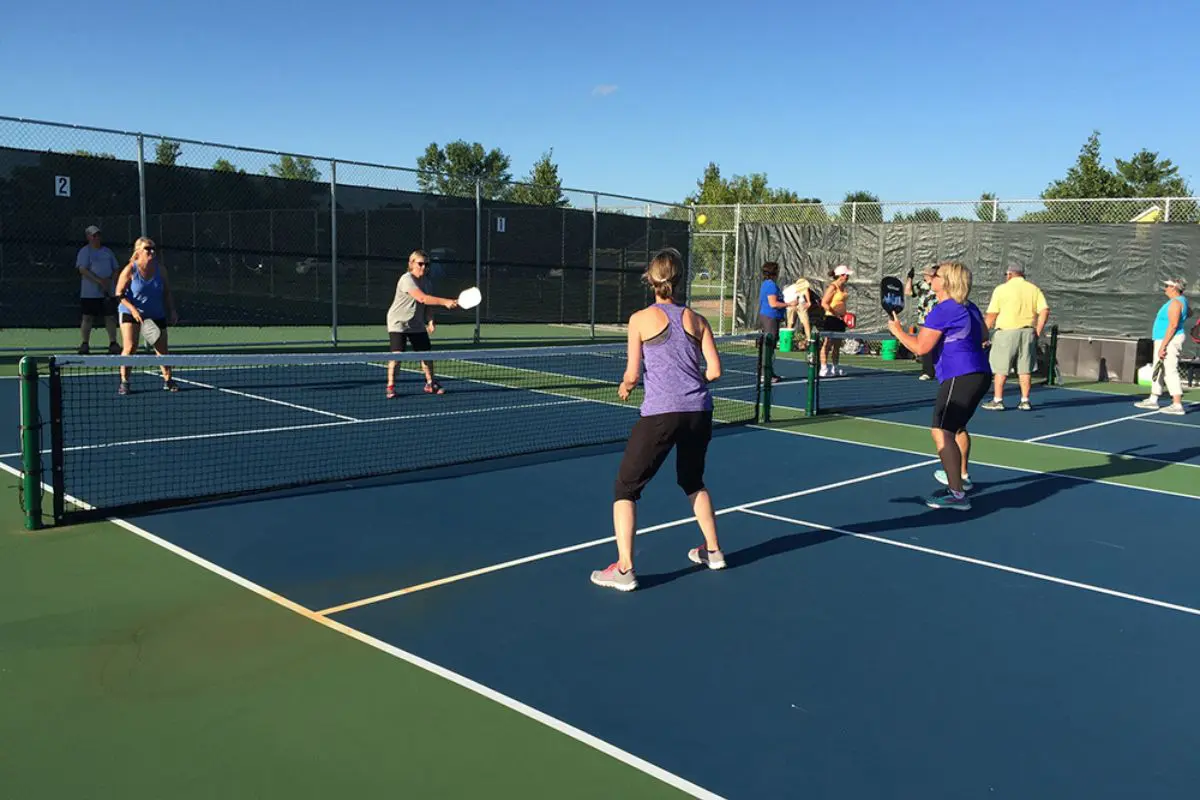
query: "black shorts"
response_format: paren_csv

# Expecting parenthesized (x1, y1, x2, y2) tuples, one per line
(932, 371, 991, 433)
(389, 331, 432, 352)
(120, 313, 167, 330)
(822, 315, 847, 333)
(81, 297, 117, 319)
(614, 410, 713, 502)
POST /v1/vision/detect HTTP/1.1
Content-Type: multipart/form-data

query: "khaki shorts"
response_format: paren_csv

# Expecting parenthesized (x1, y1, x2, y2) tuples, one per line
(989, 327, 1036, 375)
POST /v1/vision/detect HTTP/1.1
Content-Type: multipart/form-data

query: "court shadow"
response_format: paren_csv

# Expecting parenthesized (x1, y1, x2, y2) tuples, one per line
(636, 529, 846, 590)
(715, 444, 1200, 571)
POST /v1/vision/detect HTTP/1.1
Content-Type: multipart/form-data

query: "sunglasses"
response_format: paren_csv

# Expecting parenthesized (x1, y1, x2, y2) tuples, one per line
(414, 260, 428, 266)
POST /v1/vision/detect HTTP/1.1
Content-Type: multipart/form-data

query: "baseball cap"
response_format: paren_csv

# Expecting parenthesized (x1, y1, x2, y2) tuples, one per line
(833, 265, 852, 277)
(85, 225, 101, 236)
(1164, 278, 1187, 292)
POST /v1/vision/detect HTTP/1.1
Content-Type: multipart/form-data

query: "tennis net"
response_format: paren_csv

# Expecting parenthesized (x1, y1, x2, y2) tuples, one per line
(19, 335, 764, 525)
(803, 328, 1058, 417)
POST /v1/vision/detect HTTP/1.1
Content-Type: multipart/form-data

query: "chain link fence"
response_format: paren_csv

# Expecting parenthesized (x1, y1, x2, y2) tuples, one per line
(0, 116, 691, 352)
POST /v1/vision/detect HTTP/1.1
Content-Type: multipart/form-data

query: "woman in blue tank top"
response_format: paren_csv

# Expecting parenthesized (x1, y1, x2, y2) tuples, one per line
(1134, 278, 1190, 415)
(114, 237, 179, 395)
(591, 248, 727, 592)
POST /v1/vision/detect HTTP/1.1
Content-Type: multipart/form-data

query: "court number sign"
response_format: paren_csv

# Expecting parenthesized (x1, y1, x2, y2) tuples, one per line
(55, 176, 72, 197)
(496, 216, 506, 233)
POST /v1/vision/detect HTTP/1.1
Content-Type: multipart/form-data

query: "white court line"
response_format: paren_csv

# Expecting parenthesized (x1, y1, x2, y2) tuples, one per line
(316, 459, 938, 615)
(1133, 416, 1200, 430)
(1024, 410, 1167, 443)
(785, 405, 1200, 471)
(737, 507, 1200, 619)
(169, 374, 360, 422)
(0, 462, 723, 800)
(754, 424, 1200, 502)
(0, 398, 593, 459)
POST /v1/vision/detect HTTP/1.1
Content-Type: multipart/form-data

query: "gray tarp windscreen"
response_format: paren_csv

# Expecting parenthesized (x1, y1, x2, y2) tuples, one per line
(737, 222, 1200, 339)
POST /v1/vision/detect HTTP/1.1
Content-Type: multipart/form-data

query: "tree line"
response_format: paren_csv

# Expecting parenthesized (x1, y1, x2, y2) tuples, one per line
(70, 130, 1195, 222)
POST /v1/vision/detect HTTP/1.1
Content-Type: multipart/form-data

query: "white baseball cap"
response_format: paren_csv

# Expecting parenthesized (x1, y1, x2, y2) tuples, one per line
(85, 225, 101, 236)
(1164, 278, 1187, 292)
(833, 265, 852, 277)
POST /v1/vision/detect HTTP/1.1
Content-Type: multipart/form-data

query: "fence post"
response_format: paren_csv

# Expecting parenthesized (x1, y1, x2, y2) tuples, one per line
(731, 203, 741, 335)
(1165, 198, 1172, 223)
(474, 178, 482, 344)
(136, 134, 148, 237)
(330, 159, 339, 346)
(719, 234, 727, 336)
(591, 192, 598, 339)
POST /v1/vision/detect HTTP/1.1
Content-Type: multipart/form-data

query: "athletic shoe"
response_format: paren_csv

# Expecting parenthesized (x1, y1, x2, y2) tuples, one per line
(981, 399, 1005, 411)
(933, 469, 973, 491)
(107, 342, 121, 354)
(688, 546, 726, 570)
(918, 374, 932, 381)
(1163, 404, 1186, 416)
(1018, 399, 1032, 411)
(925, 488, 971, 511)
(590, 563, 637, 591)
(1133, 398, 1160, 410)
(162, 379, 179, 392)
(386, 385, 397, 399)
(118, 381, 130, 396)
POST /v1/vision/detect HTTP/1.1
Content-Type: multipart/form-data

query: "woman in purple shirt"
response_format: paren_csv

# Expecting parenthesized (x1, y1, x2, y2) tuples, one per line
(887, 262, 991, 511)
(591, 248, 726, 592)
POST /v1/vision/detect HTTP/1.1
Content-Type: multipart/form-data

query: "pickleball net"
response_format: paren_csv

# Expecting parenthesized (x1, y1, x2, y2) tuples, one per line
(799, 327, 1058, 417)
(18, 335, 765, 525)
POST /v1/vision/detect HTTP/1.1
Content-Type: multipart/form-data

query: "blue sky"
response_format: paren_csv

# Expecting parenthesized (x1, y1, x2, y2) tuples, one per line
(2, 0, 1197, 205)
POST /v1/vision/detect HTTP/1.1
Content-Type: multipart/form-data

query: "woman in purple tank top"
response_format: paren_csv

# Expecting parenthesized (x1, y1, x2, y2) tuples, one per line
(591, 248, 727, 592)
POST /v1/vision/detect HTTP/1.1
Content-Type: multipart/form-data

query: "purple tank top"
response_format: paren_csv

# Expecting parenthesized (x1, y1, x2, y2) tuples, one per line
(639, 303, 713, 416)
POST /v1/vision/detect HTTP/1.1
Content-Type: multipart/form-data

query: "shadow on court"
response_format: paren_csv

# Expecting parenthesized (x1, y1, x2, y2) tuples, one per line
(632, 444, 1200, 588)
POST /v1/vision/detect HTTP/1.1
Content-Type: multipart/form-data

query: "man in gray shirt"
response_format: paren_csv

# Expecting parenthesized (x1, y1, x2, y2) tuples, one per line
(76, 225, 121, 354)
(385, 249, 459, 398)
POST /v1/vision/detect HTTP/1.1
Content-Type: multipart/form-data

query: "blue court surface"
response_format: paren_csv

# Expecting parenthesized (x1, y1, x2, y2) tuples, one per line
(6, 362, 1200, 798)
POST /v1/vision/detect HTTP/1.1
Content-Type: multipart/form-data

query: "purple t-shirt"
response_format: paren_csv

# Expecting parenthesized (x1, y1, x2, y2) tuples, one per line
(921, 299, 991, 381)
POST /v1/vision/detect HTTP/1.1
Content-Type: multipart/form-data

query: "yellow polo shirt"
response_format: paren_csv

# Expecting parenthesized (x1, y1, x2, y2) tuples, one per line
(986, 276, 1048, 329)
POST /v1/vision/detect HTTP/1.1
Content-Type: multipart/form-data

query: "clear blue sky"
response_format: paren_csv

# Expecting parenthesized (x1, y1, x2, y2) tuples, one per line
(2, 0, 1196, 205)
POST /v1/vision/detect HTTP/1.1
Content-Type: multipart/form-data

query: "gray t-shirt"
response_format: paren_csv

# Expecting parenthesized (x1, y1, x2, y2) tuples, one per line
(77, 245, 119, 299)
(386, 271, 433, 333)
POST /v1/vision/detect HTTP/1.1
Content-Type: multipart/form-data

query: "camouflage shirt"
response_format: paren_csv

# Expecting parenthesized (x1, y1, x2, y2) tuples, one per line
(913, 278, 937, 323)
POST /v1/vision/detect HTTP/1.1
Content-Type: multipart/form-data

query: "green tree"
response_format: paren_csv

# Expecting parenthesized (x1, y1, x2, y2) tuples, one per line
(267, 155, 321, 182)
(506, 149, 567, 206)
(1113, 149, 1192, 198)
(154, 139, 182, 166)
(417, 140, 512, 200)
(974, 192, 1008, 222)
(72, 149, 117, 159)
(838, 190, 883, 223)
(892, 207, 943, 223)
(213, 158, 245, 174)
(687, 162, 802, 205)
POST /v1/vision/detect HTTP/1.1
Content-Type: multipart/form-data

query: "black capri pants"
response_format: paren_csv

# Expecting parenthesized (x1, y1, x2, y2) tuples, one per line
(932, 371, 991, 433)
(614, 410, 713, 502)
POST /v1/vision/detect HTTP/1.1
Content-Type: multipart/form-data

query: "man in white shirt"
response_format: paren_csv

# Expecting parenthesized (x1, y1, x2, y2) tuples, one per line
(76, 225, 120, 354)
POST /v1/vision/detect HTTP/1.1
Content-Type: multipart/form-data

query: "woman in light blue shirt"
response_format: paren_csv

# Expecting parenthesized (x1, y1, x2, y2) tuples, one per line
(114, 237, 179, 395)
(1134, 278, 1189, 415)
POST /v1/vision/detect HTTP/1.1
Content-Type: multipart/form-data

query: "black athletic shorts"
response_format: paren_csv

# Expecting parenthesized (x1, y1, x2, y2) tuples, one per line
(822, 315, 847, 333)
(932, 371, 991, 433)
(81, 297, 117, 319)
(389, 331, 432, 352)
(614, 410, 713, 502)
(120, 313, 167, 330)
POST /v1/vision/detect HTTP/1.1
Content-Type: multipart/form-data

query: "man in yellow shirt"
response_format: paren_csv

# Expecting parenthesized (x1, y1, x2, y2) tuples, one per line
(982, 264, 1050, 411)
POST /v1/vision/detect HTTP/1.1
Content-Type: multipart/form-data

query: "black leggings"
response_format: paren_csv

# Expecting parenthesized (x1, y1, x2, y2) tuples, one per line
(614, 411, 713, 502)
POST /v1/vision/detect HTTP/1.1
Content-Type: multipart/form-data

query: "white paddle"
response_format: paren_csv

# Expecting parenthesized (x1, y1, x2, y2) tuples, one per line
(140, 318, 162, 347)
(457, 286, 482, 309)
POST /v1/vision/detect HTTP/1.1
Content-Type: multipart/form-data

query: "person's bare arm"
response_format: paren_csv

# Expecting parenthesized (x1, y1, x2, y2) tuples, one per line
(115, 265, 141, 321)
(618, 311, 643, 400)
(698, 315, 722, 382)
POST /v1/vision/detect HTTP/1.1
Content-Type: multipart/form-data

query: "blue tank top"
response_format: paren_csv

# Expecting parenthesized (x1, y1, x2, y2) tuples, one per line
(639, 303, 713, 417)
(1153, 296, 1189, 340)
(128, 263, 166, 319)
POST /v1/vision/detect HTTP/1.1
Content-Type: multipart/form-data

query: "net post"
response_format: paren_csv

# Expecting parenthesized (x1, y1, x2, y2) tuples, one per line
(19, 357, 42, 530)
(47, 358, 65, 525)
(1046, 324, 1059, 386)
(806, 333, 820, 415)
(760, 333, 774, 422)
(330, 159, 339, 346)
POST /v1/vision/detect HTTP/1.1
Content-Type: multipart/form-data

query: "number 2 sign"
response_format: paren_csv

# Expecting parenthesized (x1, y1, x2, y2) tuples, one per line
(55, 176, 71, 197)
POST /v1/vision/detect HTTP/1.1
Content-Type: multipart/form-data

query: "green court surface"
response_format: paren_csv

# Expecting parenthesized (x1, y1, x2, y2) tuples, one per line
(3, 353, 1196, 797)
